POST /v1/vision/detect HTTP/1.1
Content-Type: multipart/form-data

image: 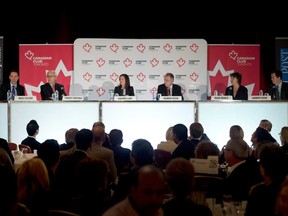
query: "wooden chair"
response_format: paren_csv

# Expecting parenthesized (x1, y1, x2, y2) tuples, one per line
(18, 144, 32, 154)
(8, 142, 18, 151)
(154, 149, 172, 169)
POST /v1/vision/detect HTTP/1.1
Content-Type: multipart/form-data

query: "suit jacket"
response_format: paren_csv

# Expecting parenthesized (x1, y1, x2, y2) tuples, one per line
(0, 82, 25, 100)
(40, 83, 67, 100)
(157, 83, 183, 100)
(172, 139, 196, 160)
(225, 85, 248, 100)
(268, 82, 288, 100)
(113, 86, 134, 96)
(21, 137, 41, 152)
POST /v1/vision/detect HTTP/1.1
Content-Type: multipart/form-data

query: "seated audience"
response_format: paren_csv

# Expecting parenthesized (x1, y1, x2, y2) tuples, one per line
(21, 119, 41, 152)
(275, 176, 288, 216)
(195, 140, 220, 159)
(0, 138, 15, 164)
(157, 126, 177, 153)
(188, 122, 205, 149)
(103, 164, 166, 216)
(59, 128, 79, 156)
(279, 126, 288, 154)
(92, 121, 111, 148)
(163, 157, 212, 216)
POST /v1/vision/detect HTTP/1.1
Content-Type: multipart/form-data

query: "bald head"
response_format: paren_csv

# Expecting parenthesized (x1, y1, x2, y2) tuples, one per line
(92, 126, 105, 145)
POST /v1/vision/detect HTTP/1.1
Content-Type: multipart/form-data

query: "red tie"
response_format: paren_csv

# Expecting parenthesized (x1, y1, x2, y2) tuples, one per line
(167, 88, 170, 96)
(52, 85, 55, 92)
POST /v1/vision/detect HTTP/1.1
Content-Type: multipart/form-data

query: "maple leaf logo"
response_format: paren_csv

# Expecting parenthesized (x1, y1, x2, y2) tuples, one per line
(150, 87, 157, 94)
(123, 58, 132, 67)
(110, 43, 119, 53)
(150, 58, 159, 68)
(83, 43, 92, 52)
(96, 58, 105, 67)
(229, 50, 238, 60)
(163, 43, 172, 53)
(176, 58, 186, 67)
(137, 72, 146, 82)
(190, 43, 199, 52)
(25, 50, 34, 60)
(137, 44, 145, 53)
(190, 72, 199, 82)
(97, 87, 105, 96)
(110, 72, 119, 82)
(83, 72, 92, 82)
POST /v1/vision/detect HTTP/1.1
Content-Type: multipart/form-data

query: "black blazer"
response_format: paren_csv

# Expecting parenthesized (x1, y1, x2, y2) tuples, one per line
(113, 86, 134, 96)
(157, 83, 183, 99)
(225, 85, 248, 100)
(0, 82, 25, 100)
(268, 82, 288, 100)
(40, 83, 67, 100)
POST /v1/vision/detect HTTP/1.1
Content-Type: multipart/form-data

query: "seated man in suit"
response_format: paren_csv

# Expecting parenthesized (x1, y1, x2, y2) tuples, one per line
(40, 70, 67, 100)
(157, 72, 183, 100)
(268, 69, 288, 100)
(0, 70, 25, 100)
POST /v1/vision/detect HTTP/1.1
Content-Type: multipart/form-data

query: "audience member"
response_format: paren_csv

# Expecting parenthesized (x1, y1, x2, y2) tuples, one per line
(109, 129, 131, 175)
(59, 128, 79, 156)
(188, 122, 205, 148)
(223, 138, 262, 201)
(229, 125, 244, 140)
(268, 69, 288, 100)
(21, 119, 41, 152)
(163, 157, 212, 216)
(87, 125, 117, 182)
(17, 157, 51, 216)
(172, 123, 195, 159)
(279, 126, 288, 154)
(40, 70, 67, 100)
(157, 72, 183, 99)
(157, 126, 177, 153)
(0, 70, 25, 100)
(92, 121, 111, 148)
(245, 145, 288, 216)
(0, 137, 15, 164)
(259, 119, 273, 132)
(275, 176, 288, 216)
(225, 72, 248, 100)
(195, 141, 220, 159)
(103, 164, 166, 216)
(113, 73, 135, 96)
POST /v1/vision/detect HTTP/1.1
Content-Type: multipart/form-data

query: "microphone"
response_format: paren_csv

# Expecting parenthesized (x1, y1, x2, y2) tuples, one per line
(228, 86, 232, 95)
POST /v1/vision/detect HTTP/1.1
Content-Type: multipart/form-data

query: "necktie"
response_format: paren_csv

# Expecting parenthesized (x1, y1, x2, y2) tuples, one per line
(167, 87, 170, 96)
(12, 85, 16, 96)
(52, 85, 55, 92)
(275, 85, 280, 100)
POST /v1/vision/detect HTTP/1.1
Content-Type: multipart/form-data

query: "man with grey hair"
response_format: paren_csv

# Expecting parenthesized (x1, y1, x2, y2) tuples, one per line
(223, 138, 262, 201)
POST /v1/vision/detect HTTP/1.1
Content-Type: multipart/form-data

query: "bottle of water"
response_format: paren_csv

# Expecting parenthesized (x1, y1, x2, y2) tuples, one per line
(214, 90, 218, 96)
(7, 90, 12, 101)
(259, 90, 263, 96)
(55, 90, 59, 101)
(152, 92, 157, 101)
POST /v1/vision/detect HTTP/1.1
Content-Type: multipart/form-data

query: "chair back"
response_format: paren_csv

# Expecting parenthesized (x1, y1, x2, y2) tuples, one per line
(18, 144, 32, 154)
(8, 142, 18, 151)
(154, 149, 172, 169)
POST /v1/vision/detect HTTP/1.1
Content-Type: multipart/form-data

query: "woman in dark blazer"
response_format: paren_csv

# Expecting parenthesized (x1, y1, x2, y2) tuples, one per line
(225, 72, 248, 100)
(113, 74, 135, 96)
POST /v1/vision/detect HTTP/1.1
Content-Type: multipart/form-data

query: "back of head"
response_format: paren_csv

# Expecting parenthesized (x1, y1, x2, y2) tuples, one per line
(92, 121, 105, 129)
(109, 129, 123, 147)
(225, 138, 249, 160)
(254, 126, 276, 143)
(26, 119, 39, 136)
(92, 126, 105, 145)
(131, 138, 154, 166)
(195, 141, 220, 159)
(65, 128, 79, 144)
(38, 139, 60, 168)
(280, 126, 288, 145)
(165, 157, 195, 197)
(165, 126, 174, 141)
(0, 138, 14, 164)
(173, 123, 188, 141)
(189, 122, 204, 139)
(75, 128, 93, 151)
(229, 125, 244, 139)
(259, 119, 272, 132)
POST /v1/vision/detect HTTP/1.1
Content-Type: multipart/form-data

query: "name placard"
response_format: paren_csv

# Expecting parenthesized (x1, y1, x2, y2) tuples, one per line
(62, 96, 84, 101)
(211, 95, 233, 101)
(190, 156, 219, 175)
(159, 96, 182, 101)
(114, 96, 137, 101)
(14, 96, 37, 101)
(248, 95, 271, 101)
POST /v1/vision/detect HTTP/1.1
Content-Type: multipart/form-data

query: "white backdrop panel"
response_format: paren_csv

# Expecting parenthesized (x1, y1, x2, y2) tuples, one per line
(102, 101, 195, 149)
(10, 102, 100, 144)
(198, 101, 288, 150)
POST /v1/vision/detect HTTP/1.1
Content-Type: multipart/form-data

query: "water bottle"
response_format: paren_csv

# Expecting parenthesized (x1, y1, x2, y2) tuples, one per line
(152, 92, 157, 101)
(109, 90, 114, 101)
(7, 90, 12, 101)
(259, 90, 263, 96)
(55, 90, 59, 101)
(214, 90, 218, 96)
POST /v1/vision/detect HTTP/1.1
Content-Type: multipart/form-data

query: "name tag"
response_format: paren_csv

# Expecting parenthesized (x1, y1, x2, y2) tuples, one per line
(159, 96, 182, 101)
(62, 96, 84, 101)
(211, 95, 233, 101)
(114, 96, 136, 101)
(248, 95, 271, 101)
(14, 96, 37, 101)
